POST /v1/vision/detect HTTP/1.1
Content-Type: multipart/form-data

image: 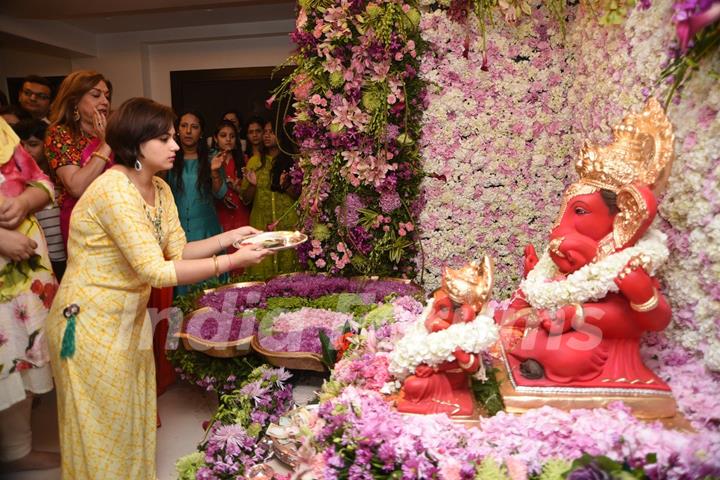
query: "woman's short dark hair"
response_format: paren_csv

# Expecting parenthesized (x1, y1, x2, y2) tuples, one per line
(14, 118, 47, 141)
(106, 97, 175, 168)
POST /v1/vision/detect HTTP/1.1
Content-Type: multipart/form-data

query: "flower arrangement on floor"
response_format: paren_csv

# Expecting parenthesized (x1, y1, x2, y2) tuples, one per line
(296, 385, 719, 479)
(258, 307, 354, 355)
(172, 280, 720, 478)
(168, 275, 424, 391)
(274, 0, 426, 279)
(320, 295, 426, 398)
(176, 365, 294, 480)
(166, 349, 265, 394)
(288, 310, 720, 479)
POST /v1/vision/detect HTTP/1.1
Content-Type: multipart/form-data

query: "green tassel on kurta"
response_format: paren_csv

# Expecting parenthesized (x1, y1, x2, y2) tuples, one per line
(60, 304, 80, 359)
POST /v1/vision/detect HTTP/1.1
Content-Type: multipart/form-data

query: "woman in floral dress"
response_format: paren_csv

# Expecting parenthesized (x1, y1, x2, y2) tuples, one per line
(0, 117, 58, 472)
(45, 70, 113, 248)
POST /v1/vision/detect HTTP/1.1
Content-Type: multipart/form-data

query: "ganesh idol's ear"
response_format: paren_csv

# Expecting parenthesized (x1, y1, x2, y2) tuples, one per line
(612, 183, 658, 250)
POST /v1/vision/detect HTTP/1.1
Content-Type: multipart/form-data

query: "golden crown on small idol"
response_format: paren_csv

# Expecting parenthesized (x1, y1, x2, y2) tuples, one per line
(575, 98, 674, 194)
(441, 255, 494, 311)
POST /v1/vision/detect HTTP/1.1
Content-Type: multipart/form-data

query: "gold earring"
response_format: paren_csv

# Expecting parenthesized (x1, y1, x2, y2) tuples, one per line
(73, 106, 80, 122)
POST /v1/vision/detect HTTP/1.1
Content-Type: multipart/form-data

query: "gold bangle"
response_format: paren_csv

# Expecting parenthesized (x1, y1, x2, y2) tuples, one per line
(91, 151, 110, 163)
(212, 254, 220, 277)
(630, 288, 659, 312)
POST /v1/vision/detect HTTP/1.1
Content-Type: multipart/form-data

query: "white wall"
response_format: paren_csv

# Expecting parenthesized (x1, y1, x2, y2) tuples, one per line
(74, 19, 295, 106)
(0, 48, 72, 97)
(1, 19, 294, 106)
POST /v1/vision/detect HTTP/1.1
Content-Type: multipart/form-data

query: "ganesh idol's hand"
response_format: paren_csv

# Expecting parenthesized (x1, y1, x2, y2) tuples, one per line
(414, 364, 435, 378)
(614, 262, 656, 305)
(453, 348, 472, 366)
(540, 305, 577, 335)
(523, 244, 539, 278)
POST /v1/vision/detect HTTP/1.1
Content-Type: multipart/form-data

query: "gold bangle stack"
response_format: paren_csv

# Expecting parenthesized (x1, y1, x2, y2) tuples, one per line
(630, 288, 659, 312)
(91, 151, 110, 163)
(212, 254, 220, 277)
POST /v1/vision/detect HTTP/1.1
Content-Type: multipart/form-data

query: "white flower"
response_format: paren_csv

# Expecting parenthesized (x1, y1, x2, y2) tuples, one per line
(521, 228, 669, 309)
(388, 299, 499, 380)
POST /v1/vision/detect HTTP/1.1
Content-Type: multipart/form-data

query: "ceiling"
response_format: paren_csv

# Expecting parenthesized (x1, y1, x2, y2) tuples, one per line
(0, 0, 297, 34)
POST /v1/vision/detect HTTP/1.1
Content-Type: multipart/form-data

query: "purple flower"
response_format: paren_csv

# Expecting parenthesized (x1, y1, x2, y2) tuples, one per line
(567, 463, 612, 480)
(379, 191, 402, 213)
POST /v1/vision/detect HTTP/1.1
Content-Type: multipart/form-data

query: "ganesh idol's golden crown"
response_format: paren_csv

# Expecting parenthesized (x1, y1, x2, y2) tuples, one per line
(574, 98, 674, 193)
(441, 256, 494, 311)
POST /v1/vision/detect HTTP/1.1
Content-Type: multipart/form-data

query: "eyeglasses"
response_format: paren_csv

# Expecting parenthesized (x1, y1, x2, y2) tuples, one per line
(22, 89, 50, 101)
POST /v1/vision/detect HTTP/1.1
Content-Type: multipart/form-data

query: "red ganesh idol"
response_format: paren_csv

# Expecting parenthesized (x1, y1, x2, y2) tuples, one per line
(392, 256, 498, 417)
(497, 99, 677, 418)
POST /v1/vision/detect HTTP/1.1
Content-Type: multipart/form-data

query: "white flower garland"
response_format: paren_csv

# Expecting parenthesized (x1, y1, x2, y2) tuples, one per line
(388, 299, 499, 380)
(520, 228, 669, 310)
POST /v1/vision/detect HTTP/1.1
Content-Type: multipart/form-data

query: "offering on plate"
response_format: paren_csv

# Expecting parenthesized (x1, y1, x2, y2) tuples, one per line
(232, 231, 308, 251)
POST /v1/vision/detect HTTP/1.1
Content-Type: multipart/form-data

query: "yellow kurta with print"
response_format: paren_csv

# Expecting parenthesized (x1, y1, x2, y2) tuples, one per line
(46, 169, 186, 480)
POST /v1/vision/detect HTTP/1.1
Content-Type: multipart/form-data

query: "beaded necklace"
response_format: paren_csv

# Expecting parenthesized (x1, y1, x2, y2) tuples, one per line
(143, 183, 164, 244)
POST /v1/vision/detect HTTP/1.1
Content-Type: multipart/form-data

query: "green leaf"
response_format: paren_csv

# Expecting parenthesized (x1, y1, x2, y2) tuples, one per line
(538, 459, 572, 480)
(319, 329, 337, 368)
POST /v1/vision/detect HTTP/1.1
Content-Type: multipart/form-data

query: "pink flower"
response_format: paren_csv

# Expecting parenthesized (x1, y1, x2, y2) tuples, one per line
(676, 2, 720, 52)
(13, 301, 28, 324)
(265, 94, 276, 109)
(293, 74, 314, 101)
(506, 457, 529, 480)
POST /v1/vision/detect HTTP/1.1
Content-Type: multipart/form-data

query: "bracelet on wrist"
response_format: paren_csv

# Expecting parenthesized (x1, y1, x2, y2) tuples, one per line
(91, 151, 110, 163)
(212, 254, 220, 277)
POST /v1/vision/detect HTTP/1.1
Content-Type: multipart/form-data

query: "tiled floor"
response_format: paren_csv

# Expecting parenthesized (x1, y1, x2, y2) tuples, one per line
(1, 372, 324, 480)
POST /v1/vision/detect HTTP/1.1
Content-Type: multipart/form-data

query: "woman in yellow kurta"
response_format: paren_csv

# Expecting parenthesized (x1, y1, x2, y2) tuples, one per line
(45, 98, 272, 480)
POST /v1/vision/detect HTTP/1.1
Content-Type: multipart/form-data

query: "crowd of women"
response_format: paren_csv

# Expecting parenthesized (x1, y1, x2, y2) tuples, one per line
(0, 69, 301, 478)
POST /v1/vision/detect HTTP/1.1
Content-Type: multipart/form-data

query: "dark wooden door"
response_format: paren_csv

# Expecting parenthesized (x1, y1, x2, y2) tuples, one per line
(170, 66, 293, 137)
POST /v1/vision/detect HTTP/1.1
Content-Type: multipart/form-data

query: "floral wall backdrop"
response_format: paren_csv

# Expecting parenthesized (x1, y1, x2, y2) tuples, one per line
(418, 7, 575, 295)
(417, 0, 720, 370)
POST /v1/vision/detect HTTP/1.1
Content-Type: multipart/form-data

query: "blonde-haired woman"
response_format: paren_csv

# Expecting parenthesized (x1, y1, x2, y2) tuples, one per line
(44, 70, 113, 247)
